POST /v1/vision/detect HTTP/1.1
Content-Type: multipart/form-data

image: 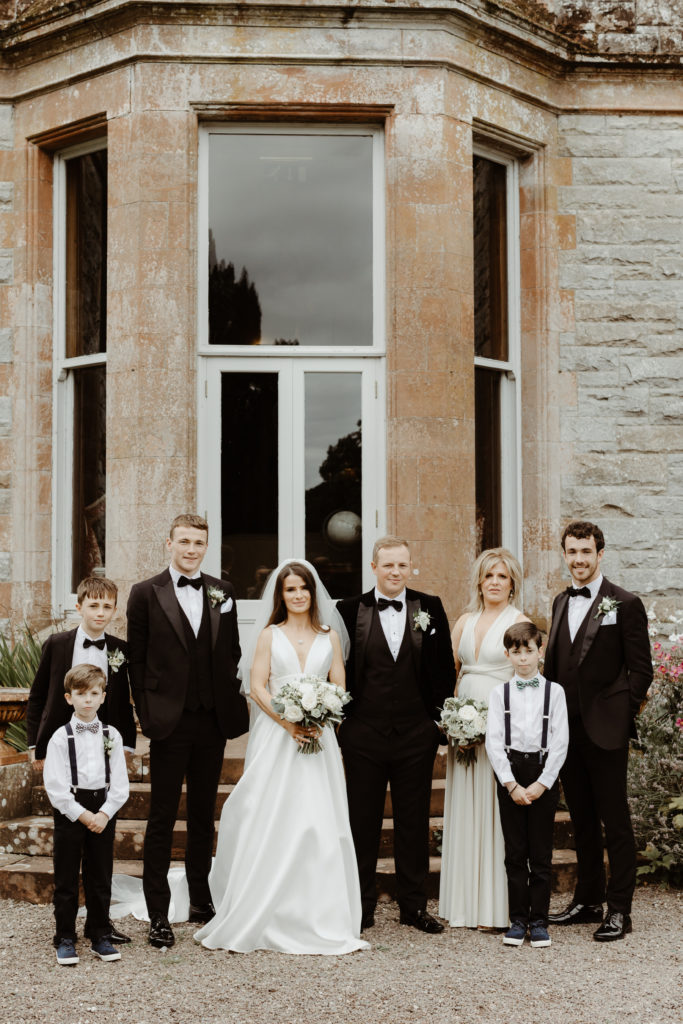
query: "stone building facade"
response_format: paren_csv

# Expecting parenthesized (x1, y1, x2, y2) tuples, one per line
(0, 0, 681, 638)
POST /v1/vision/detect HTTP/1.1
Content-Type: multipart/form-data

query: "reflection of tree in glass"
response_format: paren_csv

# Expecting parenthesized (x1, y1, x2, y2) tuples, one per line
(209, 259, 262, 345)
(319, 421, 361, 484)
(306, 421, 361, 535)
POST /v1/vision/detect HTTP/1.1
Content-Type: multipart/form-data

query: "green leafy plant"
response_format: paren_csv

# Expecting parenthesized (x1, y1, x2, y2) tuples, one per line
(0, 625, 42, 752)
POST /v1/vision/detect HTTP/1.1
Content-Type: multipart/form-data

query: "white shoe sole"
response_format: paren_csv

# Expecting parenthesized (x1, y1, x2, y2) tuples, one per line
(502, 935, 525, 946)
(530, 938, 551, 947)
(91, 948, 121, 962)
(56, 955, 79, 965)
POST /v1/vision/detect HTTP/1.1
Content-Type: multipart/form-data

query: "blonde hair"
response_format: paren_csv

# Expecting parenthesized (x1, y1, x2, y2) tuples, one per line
(372, 535, 411, 564)
(169, 513, 209, 540)
(466, 548, 523, 613)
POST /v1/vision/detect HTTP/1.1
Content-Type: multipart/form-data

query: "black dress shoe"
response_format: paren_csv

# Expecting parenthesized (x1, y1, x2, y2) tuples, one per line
(399, 908, 444, 934)
(593, 912, 632, 942)
(548, 901, 603, 925)
(148, 914, 175, 949)
(188, 902, 216, 924)
(361, 912, 375, 931)
(107, 920, 131, 944)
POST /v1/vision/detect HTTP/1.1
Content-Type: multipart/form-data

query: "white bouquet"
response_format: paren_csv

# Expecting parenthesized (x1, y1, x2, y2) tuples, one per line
(271, 674, 352, 754)
(439, 695, 488, 767)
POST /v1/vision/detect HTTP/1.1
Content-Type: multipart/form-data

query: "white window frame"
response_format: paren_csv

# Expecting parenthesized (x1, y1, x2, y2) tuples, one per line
(472, 143, 522, 559)
(51, 137, 108, 617)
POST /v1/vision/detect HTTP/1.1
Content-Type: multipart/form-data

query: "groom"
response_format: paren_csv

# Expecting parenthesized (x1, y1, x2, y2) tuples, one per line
(127, 514, 248, 948)
(544, 521, 652, 941)
(337, 536, 456, 933)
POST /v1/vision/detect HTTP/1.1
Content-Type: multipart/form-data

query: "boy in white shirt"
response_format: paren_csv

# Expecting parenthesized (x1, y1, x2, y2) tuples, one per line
(486, 622, 568, 948)
(43, 664, 130, 966)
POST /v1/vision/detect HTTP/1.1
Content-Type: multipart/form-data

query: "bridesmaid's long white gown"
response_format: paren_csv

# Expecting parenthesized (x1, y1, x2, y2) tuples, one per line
(438, 605, 518, 928)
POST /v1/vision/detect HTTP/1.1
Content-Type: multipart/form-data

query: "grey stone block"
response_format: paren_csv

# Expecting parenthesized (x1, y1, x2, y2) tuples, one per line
(0, 105, 13, 150)
(0, 328, 11, 363)
(0, 397, 11, 436)
(0, 554, 10, 582)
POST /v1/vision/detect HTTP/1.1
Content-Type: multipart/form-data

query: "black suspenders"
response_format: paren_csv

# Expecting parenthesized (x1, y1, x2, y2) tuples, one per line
(64, 722, 111, 793)
(503, 680, 551, 757)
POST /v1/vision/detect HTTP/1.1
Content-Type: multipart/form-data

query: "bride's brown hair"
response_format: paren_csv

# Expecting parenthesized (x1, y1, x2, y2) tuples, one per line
(266, 562, 328, 634)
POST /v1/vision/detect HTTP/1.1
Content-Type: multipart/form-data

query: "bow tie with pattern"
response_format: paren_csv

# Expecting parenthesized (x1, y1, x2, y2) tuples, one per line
(75, 720, 100, 734)
(377, 598, 403, 612)
(83, 637, 105, 650)
(516, 677, 540, 691)
(178, 576, 202, 590)
(566, 585, 591, 598)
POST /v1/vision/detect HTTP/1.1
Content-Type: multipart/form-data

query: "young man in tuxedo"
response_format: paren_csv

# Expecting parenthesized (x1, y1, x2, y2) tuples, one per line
(127, 514, 248, 948)
(337, 536, 457, 933)
(544, 521, 652, 941)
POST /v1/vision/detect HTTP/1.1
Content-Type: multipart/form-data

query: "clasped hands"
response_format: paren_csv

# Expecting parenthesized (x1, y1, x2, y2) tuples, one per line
(78, 809, 109, 833)
(285, 722, 322, 749)
(506, 780, 546, 806)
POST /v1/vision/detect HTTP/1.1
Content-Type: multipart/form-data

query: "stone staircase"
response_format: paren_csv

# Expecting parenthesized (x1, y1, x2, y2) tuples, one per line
(0, 736, 577, 904)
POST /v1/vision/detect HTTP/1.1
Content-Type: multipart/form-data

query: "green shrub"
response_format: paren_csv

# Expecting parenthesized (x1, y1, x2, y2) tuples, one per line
(0, 626, 42, 752)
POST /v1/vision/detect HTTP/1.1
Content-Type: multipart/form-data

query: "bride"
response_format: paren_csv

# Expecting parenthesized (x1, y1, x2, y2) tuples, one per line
(112, 559, 367, 955)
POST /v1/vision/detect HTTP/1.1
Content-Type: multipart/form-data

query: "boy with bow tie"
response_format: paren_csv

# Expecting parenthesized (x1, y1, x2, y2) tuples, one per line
(43, 664, 130, 965)
(485, 621, 568, 948)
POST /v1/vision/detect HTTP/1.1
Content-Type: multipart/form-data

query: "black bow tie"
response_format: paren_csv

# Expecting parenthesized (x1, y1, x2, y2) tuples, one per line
(178, 576, 202, 590)
(83, 637, 105, 650)
(566, 586, 591, 599)
(377, 598, 403, 612)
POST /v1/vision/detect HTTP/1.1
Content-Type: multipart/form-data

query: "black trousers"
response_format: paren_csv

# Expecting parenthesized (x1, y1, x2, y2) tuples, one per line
(143, 707, 226, 917)
(560, 717, 635, 914)
(52, 787, 116, 945)
(496, 754, 559, 926)
(339, 715, 439, 917)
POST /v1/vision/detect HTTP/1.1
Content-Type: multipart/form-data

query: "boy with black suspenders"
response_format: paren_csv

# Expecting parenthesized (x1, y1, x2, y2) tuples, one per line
(43, 664, 129, 965)
(485, 622, 569, 948)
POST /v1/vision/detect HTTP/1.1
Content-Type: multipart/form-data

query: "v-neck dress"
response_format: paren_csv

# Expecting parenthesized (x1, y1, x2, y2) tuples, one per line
(438, 605, 518, 927)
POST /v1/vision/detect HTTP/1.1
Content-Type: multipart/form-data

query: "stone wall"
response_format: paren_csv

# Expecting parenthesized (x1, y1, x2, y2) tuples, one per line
(557, 113, 683, 614)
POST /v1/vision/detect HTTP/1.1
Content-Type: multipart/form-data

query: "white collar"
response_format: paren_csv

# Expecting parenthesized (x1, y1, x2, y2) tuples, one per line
(76, 624, 105, 645)
(170, 565, 202, 585)
(374, 586, 407, 606)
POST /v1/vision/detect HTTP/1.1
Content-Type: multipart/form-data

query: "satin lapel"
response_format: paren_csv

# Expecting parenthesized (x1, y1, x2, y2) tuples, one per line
(355, 595, 374, 684)
(547, 593, 568, 656)
(206, 578, 221, 651)
(153, 578, 188, 651)
(578, 579, 608, 665)
(406, 594, 422, 673)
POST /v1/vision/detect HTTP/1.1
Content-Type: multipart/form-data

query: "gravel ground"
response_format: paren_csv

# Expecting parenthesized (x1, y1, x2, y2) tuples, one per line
(1, 888, 680, 1024)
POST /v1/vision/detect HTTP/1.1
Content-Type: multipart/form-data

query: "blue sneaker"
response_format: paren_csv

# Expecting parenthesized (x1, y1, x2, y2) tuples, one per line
(502, 920, 527, 946)
(529, 921, 551, 947)
(56, 939, 79, 965)
(90, 937, 121, 962)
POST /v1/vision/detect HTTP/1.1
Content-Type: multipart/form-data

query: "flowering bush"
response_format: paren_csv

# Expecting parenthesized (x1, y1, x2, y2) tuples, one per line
(628, 614, 683, 885)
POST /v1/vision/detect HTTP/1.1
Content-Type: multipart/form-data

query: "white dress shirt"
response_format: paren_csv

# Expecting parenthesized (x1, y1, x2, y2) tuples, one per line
(170, 564, 204, 637)
(485, 673, 569, 791)
(375, 586, 407, 661)
(43, 714, 129, 822)
(72, 624, 108, 677)
(567, 574, 602, 642)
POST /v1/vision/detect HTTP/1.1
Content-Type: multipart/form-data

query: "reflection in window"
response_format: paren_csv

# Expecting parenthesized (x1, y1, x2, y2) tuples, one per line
(72, 366, 106, 589)
(208, 133, 373, 346)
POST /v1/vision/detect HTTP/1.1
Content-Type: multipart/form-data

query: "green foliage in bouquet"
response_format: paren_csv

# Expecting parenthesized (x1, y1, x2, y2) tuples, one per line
(0, 625, 42, 752)
(628, 627, 683, 886)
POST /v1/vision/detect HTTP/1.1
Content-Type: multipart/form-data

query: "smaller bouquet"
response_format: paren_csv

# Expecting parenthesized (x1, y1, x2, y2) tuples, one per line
(439, 696, 488, 767)
(272, 675, 352, 754)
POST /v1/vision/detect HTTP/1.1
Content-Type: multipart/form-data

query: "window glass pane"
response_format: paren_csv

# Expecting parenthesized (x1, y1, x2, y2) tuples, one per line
(221, 373, 278, 597)
(209, 133, 373, 346)
(305, 372, 362, 598)
(475, 366, 501, 553)
(473, 156, 508, 361)
(66, 150, 107, 357)
(72, 365, 106, 589)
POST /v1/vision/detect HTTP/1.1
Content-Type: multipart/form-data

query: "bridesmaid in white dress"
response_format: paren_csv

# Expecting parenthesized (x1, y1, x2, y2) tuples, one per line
(438, 548, 529, 929)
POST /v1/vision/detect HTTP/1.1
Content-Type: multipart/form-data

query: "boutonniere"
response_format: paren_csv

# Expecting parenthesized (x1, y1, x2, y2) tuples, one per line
(102, 734, 115, 757)
(207, 585, 227, 609)
(107, 649, 126, 673)
(595, 596, 620, 619)
(413, 609, 432, 632)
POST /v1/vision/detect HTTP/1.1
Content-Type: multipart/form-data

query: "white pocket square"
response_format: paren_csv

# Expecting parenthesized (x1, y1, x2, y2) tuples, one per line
(600, 611, 617, 626)
(429, 628, 436, 636)
(220, 598, 234, 614)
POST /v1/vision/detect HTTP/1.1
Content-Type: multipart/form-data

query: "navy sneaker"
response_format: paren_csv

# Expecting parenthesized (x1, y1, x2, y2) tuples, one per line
(90, 937, 121, 962)
(502, 920, 527, 946)
(529, 921, 551, 947)
(56, 939, 79, 965)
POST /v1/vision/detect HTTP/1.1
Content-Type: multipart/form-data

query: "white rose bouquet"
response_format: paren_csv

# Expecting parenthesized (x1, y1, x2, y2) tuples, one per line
(271, 675, 352, 754)
(439, 695, 488, 767)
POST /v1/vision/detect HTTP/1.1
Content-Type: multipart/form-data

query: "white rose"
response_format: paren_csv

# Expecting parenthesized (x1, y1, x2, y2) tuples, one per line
(300, 685, 318, 712)
(458, 704, 477, 722)
(324, 694, 343, 715)
(472, 714, 486, 734)
(283, 704, 304, 723)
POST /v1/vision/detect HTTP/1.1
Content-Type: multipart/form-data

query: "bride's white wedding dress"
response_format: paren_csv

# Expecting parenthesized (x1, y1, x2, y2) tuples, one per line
(111, 625, 367, 955)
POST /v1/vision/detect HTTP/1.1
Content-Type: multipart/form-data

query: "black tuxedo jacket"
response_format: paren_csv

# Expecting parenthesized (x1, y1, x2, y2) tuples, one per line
(337, 588, 457, 720)
(544, 576, 652, 751)
(27, 627, 137, 759)
(126, 568, 248, 742)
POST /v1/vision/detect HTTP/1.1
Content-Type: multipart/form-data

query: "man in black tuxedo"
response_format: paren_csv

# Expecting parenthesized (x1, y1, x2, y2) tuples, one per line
(127, 514, 248, 948)
(544, 521, 652, 941)
(337, 536, 456, 933)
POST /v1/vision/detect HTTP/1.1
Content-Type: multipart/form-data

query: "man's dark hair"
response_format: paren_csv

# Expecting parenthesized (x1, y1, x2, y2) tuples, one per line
(561, 520, 605, 553)
(503, 621, 544, 652)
